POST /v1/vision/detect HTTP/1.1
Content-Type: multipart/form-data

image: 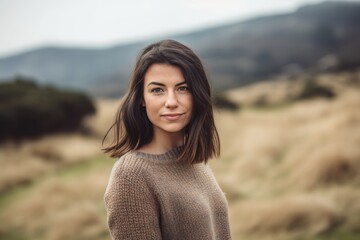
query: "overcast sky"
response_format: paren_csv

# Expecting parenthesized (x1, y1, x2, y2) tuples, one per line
(0, 0, 356, 57)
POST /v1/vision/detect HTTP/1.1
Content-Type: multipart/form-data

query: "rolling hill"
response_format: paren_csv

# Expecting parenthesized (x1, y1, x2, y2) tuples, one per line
(0, 1, 359, 97)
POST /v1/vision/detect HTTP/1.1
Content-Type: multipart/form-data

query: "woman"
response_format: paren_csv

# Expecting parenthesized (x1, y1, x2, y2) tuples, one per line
(103, 39, 231, 240)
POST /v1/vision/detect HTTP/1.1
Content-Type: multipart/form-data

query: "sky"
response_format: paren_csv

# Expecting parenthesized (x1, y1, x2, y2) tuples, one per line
(0, 0, 356, 57)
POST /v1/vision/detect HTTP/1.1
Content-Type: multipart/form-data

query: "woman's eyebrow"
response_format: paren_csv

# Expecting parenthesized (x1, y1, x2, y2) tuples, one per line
(147, 82, 165, 87)
(175, 81, 187, 86)
(147, 81, 187, 87)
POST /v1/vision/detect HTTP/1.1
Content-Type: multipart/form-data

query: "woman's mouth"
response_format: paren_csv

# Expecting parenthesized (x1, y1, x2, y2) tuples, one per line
(162, 113, 183, 121)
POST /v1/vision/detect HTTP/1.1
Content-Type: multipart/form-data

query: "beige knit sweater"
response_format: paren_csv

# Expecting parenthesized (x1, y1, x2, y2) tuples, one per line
(104, 146, 232, 240)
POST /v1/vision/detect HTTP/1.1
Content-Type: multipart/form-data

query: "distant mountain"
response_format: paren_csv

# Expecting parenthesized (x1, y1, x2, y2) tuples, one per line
(1, 1, 360, 97)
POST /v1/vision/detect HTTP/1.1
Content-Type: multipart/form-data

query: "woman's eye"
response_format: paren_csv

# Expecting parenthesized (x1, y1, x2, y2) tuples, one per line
(151, 88, 164, 93)
(178, 86, 191, 92)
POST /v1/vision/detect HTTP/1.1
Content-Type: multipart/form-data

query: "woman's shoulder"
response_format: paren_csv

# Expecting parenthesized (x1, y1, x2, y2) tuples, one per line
(110, 152, 150, 181)
(104, 152, 152, 204)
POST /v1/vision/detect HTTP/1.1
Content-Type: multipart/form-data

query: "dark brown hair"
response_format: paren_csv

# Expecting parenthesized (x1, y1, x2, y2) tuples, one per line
(102, 39, 220, 164)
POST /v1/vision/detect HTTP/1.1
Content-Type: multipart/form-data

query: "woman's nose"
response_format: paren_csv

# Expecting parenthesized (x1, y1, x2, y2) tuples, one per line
(165, 91, 178, 108)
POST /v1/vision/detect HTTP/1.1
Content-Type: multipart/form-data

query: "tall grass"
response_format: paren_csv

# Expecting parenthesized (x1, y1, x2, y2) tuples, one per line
(211, 70, 360, 239)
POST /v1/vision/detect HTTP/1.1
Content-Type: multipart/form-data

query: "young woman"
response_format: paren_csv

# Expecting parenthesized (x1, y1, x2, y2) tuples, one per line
(103, 39, 231, 240)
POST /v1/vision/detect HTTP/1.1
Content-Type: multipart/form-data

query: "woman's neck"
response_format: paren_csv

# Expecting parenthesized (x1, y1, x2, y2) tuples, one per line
(139, 131, 184, 155)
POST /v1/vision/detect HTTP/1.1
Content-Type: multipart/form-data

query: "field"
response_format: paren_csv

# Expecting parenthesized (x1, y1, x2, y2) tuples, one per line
(1, 71, 360, 240)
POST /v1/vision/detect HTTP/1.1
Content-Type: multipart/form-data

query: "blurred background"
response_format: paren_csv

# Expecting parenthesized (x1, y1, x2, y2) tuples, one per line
(1, 0, 360, 239)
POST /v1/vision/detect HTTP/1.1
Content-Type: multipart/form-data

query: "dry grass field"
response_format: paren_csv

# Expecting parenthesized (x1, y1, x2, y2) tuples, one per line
(1, 71, 360, 240)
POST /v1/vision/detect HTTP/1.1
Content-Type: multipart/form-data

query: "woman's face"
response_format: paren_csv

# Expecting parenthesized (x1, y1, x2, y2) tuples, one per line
(143, 63, 193, 140)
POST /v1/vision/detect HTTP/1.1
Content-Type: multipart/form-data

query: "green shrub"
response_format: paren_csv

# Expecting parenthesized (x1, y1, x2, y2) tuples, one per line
(0, 77, 95, 141)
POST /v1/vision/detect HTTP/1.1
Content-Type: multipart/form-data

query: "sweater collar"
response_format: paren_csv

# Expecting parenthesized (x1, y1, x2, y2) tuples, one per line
(131, 145, 184, 162)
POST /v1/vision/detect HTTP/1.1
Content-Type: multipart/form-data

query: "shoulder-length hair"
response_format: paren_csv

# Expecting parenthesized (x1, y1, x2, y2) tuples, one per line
(102, 39, 220, 164)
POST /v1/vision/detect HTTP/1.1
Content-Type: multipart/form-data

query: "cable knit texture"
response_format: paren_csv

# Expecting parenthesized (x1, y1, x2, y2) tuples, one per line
(104, 146, 232, 240)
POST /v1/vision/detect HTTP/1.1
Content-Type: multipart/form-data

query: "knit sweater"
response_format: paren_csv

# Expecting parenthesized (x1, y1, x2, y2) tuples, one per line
(104, 146, 232, 240)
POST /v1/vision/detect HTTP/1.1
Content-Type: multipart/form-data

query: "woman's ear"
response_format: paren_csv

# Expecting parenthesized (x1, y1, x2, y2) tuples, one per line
(141, 99, 145, 107)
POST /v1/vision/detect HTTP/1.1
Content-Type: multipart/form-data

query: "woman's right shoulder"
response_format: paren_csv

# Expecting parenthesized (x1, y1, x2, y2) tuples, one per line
(109, 152, 149, 180)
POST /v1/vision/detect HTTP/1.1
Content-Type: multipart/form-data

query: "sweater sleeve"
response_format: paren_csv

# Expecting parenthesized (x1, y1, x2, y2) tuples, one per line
(104, 172, 162, 240)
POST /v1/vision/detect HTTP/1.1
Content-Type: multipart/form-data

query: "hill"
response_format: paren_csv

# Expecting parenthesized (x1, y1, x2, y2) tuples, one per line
(0, 1, 359, 97)
(1, 70, 360, 240)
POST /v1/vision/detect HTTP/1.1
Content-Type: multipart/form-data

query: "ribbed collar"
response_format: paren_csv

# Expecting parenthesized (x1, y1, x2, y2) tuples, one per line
(131, 145, 184, 162)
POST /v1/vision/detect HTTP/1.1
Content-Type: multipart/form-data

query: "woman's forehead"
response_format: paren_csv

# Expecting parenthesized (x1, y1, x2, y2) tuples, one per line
(144, 64, 185, 85)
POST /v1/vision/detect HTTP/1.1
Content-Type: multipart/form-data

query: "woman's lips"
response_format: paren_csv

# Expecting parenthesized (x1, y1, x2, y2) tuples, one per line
(162, 113, 183, 121)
